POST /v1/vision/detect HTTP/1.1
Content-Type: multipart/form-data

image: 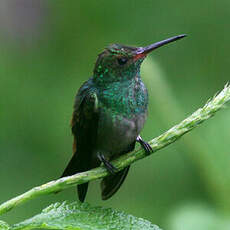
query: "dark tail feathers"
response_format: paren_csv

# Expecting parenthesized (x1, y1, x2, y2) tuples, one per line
(61, 153, 90, 202)
(101, 166, 130, 200)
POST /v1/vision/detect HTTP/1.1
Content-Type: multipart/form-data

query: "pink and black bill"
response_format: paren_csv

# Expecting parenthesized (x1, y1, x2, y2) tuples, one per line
(134, 34, 187, 60)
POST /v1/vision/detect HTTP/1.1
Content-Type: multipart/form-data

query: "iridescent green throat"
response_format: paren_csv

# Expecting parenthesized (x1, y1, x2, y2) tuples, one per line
(95, 73, 148, 118)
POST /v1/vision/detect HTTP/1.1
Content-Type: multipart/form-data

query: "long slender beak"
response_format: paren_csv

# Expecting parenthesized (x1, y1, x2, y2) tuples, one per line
(134, 34, 187, 59)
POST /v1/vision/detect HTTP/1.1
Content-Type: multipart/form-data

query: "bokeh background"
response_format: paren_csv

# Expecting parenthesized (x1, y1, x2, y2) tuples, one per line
(0, 1, 230, 229)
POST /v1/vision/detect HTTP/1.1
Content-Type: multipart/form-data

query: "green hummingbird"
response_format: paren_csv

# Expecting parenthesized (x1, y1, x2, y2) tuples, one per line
(61, 34, 186, 202)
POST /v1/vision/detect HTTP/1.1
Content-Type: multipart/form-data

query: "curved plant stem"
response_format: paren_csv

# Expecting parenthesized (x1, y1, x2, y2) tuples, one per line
(0, 84, 229, 216)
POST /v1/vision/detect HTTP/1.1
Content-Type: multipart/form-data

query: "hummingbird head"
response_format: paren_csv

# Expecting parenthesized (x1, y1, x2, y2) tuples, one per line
(93, 34, 186, 86)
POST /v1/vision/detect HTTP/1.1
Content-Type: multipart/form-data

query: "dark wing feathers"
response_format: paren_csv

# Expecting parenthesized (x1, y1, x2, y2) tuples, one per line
(61, 84, 99, 202)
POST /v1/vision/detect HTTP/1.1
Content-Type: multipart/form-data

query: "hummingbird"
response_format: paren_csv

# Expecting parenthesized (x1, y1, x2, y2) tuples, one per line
(61, 34, 186, 202)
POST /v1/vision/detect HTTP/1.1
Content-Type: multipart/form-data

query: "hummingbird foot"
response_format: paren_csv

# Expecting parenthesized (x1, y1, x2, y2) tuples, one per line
(136, 135, 153, 155)
(97, 153, 118, 175)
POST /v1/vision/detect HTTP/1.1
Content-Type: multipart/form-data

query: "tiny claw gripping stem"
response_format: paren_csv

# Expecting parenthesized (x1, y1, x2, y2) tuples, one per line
(136, 135, 153, 155)
(97, 153, 118, 175)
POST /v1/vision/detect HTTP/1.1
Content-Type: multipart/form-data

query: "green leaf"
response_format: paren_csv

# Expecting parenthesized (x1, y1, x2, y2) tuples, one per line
(11, 201, 161, 230)
(0, 220, 10, 230)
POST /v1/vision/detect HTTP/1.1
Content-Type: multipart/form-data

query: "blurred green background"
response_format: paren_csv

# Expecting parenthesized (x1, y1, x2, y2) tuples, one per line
(0, 1, 230, 229)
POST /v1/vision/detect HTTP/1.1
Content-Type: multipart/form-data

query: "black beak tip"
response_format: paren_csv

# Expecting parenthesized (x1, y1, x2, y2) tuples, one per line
(178, 34, 187, 39)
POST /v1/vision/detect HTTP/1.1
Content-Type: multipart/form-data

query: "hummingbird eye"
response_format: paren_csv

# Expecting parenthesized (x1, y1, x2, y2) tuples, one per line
(117, 57, 128, 65)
